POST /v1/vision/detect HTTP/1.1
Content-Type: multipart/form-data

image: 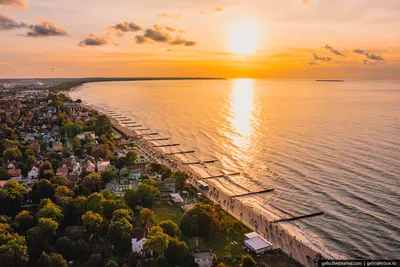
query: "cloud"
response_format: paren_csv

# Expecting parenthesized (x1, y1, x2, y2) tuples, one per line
(302, 0, 310, 4)
(135, 25, 197, 46)
(323, 44, 345, 57)
(0, 14, 28, 30)
(170, 36, 196, 46)
(165, 26, 176, 32)
(200, 7, 223, 15)
(108, 21, 142, 37)
(156, 13, 181, 20)
(49, 67, 63, 71)
(308, 61, 318, 65)
(353, 49, 385, 62)
(166, 49, 180, 52)
(144, 27, 170, 42)
(0, 0, 28, 9)
(24, 20, 70, 37)
(312, 53, 332, 62)
(178, 29, 187, 34)
(78, 33, 109, 47)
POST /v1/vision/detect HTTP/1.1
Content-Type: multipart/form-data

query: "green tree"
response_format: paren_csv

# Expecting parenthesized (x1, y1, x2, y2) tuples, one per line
(3, 148, 22, 161)
(125, 150, 137, 167)
(48, 253, 68, 267)
(143, 226, 169, 258)
(102, 190, 115, 200)
(64, 121, 83, 138)
(55, 236, 74, 261)
(112, 209, 133, 223)
(39, 161, 53, 176)
(101, 169, 116, 184)
(103, 199, 121, 220)
(115, 156, 126, 169)
(36, 199, 63, 223)
(158, 220, 179, 237)
(106, 259, 119, 267)
(54, 186, 72, 205)
(31, 179, 55, 202)
(140, 208, 155, 223)
(86, 193, 105, 214)
(0, 230, 28, 267)
(82, 211, 103, 234)
(72, 136, 82, 155)
(164, 238, 190, 266)
(180, 203, 220, 238)
(14, 210, 35, 234)
(90, 144, 112, 160)
(0, 180, 27, 216)
(124, 189, 137, 210)
(82, 173, 103, 195)
(94, 115, 111, 135)
(241, 255, 257, 267)
(172, 171, 188, 192)
(136, 184, 159, 208)
(71, 196, 87, 224)
(108, 218, 132, 242)
(37, 218, 58, 239)
(51, 176, 69, 186)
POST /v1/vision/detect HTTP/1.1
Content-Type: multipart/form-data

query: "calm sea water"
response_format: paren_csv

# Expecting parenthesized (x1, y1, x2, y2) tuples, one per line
(71, 79, 400, 259)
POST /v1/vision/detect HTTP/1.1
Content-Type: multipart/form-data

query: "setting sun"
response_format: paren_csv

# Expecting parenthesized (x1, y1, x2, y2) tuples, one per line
(229, 21, 260, 55)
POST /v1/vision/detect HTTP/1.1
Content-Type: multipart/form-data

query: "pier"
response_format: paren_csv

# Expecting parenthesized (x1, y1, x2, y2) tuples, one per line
(231, 188, 274, 198)
(153, 143, 180, 148)
(272, 212, 324, 223)
(165, 150, 195, 155)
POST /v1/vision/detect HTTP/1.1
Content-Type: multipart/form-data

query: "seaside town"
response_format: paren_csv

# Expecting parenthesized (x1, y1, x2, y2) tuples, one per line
(0, 81, 306, 267)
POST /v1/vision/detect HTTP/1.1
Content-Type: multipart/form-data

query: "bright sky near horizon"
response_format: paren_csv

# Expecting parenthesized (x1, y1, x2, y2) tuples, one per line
(0, 0, 399, 78)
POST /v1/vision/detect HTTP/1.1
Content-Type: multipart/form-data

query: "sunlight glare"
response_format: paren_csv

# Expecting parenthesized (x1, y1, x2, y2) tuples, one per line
(229, 21, 260, 55)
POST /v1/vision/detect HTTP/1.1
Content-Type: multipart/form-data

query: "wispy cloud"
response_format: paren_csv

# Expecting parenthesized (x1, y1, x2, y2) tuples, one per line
(302, 0, 310, 4)
(156, 13, 181, 20)
(200, 7, 223, 15)
(323, 44, 345, 57)
(135, 25, 196, 46)
(108, 21, 142, 37)
(308, 61, 318, 65)
(0, 0, 28, 9)
(312, 53, 332, 62)
(353, 48, 385, 62)
(78, 33, 109, 47)
(24, 20, 70, 37)
(0, 14, 28, 30)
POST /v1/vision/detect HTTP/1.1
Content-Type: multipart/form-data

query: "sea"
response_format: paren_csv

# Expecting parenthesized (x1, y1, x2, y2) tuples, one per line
(70, 79, 400, 259)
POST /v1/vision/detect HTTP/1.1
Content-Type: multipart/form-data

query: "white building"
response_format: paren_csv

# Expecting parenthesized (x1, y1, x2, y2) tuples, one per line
(28, 166, 39, 179)
(244, 232, 273, 254)
(129, 169, 142, 180)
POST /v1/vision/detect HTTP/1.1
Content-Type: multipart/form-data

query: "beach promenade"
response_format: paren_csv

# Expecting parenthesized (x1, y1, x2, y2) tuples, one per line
(67, 89, 331, 267)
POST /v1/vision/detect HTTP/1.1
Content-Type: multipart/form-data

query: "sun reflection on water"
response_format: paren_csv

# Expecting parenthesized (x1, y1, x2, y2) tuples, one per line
(230, 78, 255, 148)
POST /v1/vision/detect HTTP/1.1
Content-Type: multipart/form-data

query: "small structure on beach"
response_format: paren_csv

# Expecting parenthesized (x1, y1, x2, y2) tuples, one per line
(244, 232, 273, 254)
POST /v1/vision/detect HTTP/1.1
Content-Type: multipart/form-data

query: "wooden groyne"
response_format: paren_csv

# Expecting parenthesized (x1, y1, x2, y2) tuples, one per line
(153, 143, 180, 148)
(165, 150, 195, 155)
(136, 132, 158, 136)
(149, 138, 171, 141)
(182, 159, 218, 165)
(231, 188, 274, 198)
(201, 172, 240, 180)
(128, 125, 143, 128)
(136, 128, 151, 131)
(272, 212, 324, 223)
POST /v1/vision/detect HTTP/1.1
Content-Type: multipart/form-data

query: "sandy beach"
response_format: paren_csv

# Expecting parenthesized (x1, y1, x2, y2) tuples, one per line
(65, 85, 336, 267)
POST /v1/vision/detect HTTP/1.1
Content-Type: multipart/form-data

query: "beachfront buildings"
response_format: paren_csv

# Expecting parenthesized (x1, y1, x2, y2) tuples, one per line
(244, 232, 273, 254)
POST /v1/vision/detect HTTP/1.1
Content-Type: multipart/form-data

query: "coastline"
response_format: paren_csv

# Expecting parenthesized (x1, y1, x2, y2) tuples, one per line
(66, 85, 339, 267)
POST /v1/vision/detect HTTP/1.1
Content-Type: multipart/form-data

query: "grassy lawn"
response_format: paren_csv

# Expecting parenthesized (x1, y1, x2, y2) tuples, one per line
(135, 200, 184, 227)
(153, 201, 184, 225)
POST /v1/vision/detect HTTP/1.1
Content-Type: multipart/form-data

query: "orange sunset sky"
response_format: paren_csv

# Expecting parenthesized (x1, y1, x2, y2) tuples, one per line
(0, 0, 399, 78)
